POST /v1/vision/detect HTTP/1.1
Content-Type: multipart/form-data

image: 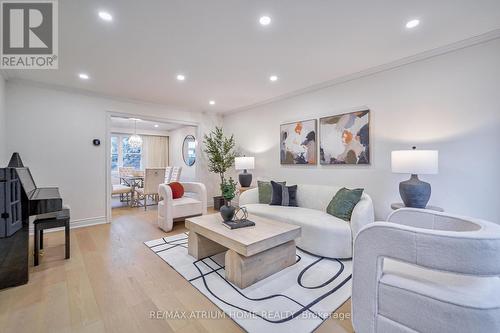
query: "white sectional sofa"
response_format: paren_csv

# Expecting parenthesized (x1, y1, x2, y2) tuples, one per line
(239, 184, 374, 258)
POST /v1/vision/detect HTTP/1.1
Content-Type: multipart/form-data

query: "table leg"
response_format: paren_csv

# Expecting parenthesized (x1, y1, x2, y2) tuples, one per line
(34, 224, 40, 266)
(40, 229, 43, 250)
(188, 232, 227, 259)
(225, 240, 296, 289)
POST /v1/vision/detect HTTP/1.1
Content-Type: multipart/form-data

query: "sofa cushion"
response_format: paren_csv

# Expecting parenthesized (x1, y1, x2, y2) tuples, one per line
(270, 181, 298, 206)
(158, 197, 202, 219)
(243, 203, 353, 258)
(258, 180, 285, 204)
(326, 187, 364, 221)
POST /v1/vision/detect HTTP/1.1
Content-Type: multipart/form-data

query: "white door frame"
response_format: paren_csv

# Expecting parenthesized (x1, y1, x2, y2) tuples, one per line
(104, 111, 200, 223)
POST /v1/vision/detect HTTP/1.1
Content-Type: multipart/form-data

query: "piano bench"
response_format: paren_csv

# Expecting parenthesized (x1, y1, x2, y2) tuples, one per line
(33, 208, 70, 267)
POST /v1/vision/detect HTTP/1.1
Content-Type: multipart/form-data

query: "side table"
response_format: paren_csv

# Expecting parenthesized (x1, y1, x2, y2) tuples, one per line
(391, 202, 444, 212)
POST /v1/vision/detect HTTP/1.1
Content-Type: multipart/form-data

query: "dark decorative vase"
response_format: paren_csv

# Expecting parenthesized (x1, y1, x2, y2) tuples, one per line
(399, 174, 431, 208)
(220, 203, 236, 222)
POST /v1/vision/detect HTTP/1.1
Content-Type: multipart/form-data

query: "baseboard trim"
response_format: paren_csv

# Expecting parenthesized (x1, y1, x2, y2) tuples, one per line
(29, 216, 108, 234)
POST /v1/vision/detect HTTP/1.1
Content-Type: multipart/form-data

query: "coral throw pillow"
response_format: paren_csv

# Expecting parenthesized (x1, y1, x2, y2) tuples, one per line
(168, 182, 184, 199)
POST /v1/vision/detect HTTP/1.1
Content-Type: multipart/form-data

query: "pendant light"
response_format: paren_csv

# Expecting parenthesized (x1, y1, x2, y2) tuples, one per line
(128, 119, 142, 148)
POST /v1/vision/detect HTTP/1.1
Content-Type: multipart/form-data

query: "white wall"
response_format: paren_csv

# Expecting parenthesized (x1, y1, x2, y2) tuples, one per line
(223, 39, 500, 223)
(169, 125, 197, 182)
(0, 74, 6, 166)
(6, 81, 221, 225)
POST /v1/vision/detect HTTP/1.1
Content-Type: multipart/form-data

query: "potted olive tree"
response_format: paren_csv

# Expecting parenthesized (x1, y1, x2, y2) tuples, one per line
(203, 127, 236, 210)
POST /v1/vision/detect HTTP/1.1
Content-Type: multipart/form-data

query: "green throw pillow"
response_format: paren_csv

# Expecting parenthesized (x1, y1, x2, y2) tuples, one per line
(258, 181, 285, 204)
(326, 188, 364, 221)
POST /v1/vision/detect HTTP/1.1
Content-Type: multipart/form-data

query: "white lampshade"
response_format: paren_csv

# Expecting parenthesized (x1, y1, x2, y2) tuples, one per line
(392, 150, 438, 175)
(235, 156, 255, 170)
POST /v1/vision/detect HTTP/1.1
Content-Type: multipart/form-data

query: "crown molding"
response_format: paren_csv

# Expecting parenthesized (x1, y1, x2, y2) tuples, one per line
(225, 28, 500, 115)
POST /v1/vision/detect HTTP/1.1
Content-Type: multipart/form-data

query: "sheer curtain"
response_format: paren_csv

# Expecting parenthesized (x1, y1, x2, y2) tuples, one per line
(142, 135, 169, 168)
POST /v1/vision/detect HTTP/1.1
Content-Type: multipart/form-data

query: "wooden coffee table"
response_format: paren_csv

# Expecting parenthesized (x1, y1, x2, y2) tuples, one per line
(185, 213, 301, 289)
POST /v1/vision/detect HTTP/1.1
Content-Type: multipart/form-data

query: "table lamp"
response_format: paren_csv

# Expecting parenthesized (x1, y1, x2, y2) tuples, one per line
(391, 147, 438, 208)
(235, 156, 255, 187)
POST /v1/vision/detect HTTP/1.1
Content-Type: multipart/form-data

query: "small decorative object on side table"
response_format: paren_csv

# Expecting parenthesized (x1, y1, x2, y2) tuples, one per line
(219, 177, 237, 221)
(391, 147, 438, 208)
(391, 202, 444, 212)
(235, 156, 254, 187)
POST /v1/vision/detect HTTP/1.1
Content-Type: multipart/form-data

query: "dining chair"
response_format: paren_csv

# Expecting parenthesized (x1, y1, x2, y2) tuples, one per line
(170, 166, 182, 182)
(164, 166, 173, 183)
(118, 167, 134, 184)
(135, 168, 166, 210)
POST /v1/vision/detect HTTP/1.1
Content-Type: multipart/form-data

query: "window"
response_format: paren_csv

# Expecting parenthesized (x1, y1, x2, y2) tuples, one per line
(122, 136, 142, 169)
(110, 134, 143, 171)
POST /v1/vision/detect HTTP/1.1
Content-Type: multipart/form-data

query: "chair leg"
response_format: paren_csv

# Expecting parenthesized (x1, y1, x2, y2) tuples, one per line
(34, 224, 39, 266)
(144, 196, 147, 211)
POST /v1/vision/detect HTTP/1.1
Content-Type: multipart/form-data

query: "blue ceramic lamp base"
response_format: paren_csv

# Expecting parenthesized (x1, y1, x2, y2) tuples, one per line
(399, 174, 431, 208)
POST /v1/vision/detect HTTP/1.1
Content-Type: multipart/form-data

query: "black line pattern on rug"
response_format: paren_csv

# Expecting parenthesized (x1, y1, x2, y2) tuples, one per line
(297, 258, 344, 289)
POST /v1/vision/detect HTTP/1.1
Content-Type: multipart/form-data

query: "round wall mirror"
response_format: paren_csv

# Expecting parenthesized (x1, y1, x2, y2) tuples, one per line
(182, 135, 196, 166)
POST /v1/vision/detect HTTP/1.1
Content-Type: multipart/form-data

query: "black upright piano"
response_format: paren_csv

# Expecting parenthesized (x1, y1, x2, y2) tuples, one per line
(0, 153, 63, 289)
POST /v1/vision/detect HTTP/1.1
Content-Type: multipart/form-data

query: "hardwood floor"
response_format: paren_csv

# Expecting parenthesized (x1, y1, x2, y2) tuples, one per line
(0, 206, 354, 333)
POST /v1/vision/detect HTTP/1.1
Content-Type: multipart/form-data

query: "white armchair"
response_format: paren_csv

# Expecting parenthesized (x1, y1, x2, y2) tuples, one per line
(352, 208, 500, 333)
(158, 182, 207, 232)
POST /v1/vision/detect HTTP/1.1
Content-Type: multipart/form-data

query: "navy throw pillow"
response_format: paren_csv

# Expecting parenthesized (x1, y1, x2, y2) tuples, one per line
(270, 181, 298, 206)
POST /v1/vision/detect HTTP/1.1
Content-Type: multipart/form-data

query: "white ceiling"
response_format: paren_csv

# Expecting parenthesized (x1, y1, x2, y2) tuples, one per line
(5, 0, 500, 113)
(110, 117, 185, 132)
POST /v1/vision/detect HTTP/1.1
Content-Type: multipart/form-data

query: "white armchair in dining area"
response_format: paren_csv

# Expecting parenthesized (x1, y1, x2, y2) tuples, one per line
(135, 168, 166, 210)
(352, 208, 500, 333)
(157, 182, 207, 232)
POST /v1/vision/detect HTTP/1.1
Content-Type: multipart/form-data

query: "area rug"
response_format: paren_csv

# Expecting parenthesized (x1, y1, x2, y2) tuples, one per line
(145, 233, 352, 333)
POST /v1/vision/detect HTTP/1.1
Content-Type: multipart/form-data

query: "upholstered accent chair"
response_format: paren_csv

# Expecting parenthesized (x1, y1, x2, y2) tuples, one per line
(135, 168, 166, 210)
(352, 208, 500, 333)
(158, 182, 207, 232)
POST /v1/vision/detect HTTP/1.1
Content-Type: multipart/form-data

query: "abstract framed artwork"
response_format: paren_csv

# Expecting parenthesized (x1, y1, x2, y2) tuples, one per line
(319, 110, 370, 165)
(280, 119, 317, 165)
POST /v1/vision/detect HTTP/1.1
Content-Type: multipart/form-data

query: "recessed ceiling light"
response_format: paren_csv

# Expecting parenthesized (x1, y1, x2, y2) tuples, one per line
(269, 75, 278, 82)
(209, 100, 215, 105)
(78, 73, 89, 80)
(154, 124, 159, 128)
(406, 19, 420, 29)
(259, 16, 271, 26)
(176, 74, 186, 81)
(98, 11, 113, 22)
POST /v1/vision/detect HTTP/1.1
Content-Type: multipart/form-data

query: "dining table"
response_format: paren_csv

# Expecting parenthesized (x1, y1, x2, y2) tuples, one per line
(121, 175, 144, 207)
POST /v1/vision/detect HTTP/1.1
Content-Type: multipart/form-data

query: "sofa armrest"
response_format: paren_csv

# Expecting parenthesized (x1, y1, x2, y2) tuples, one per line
(159, 183, 173, 202)
(239, 187, 259, 206)
(350, 194, 375, 240)
(181, 182, 207, 214)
